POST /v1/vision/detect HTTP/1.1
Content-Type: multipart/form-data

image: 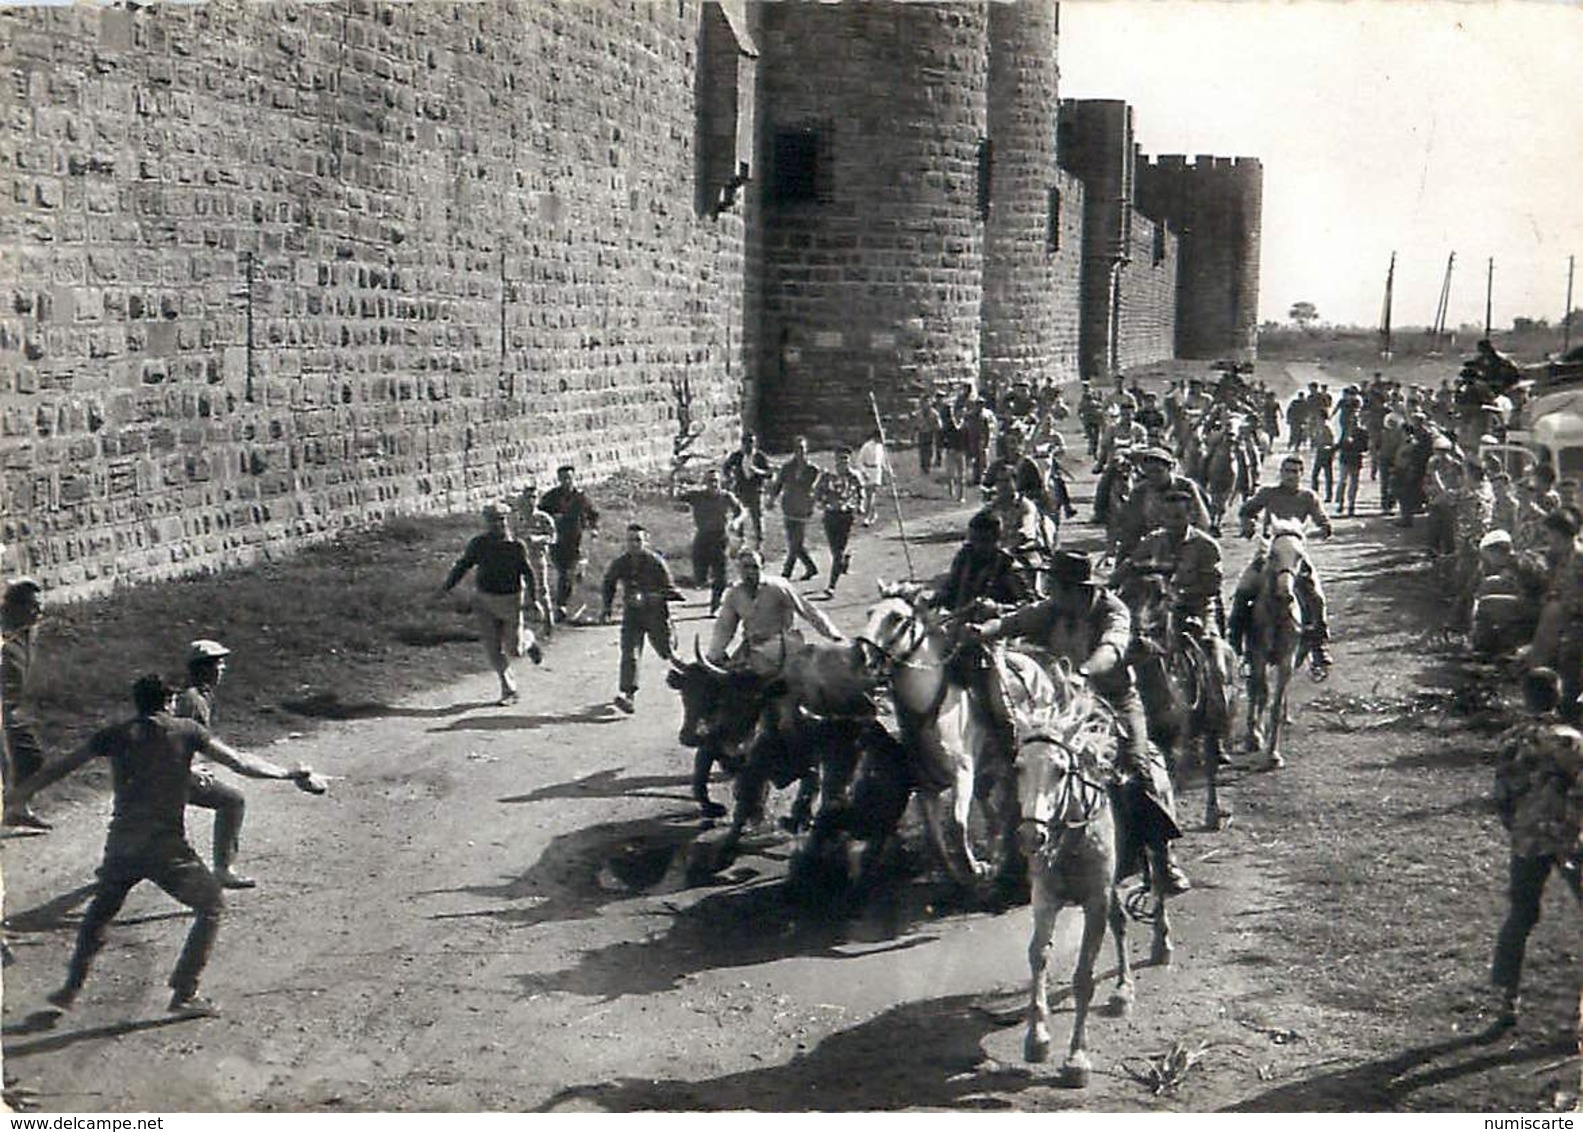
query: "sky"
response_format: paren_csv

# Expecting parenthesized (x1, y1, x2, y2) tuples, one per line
(1060, 0, 1583, 331)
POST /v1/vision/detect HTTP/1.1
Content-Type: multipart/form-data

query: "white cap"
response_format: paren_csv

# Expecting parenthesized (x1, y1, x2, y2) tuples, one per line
(187, 639, 231, 663)
(1478, 529, 1513, 551)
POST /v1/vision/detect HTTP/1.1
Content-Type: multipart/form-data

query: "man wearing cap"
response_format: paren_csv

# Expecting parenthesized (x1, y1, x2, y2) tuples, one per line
(13, 673, 327, 1020)
(1229, 455, 1336, 673)
(1469, 530, 1546, 656)
(814, 446, 865, 597)
(708, 549, 845, 677)
(438, 502, 543, 706)
(2, 578, 51, 829)
(539, 464, 602, 620)
(1110, 447, 1212, 559)
(971, 550, 1192, 895)
(173, 640, 254, 889)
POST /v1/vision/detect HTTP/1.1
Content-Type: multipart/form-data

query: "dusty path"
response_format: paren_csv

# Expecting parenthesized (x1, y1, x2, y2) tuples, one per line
(3, 361, 1577, 1112)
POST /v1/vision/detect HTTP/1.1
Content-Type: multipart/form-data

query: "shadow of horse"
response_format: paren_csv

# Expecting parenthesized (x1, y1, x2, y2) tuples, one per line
(536, 992, 1054, 1112)
(283, 692, 499, 721)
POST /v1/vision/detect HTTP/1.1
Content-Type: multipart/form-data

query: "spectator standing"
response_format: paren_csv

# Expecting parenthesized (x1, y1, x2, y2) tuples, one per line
(2, 578, 51, 830)
(937, 399, 967, 501)
(676, 468, 743, 615)
(1310, 416, 1338, 502)
(855, 429, 892, 527)
(539, 464, 601, 620)
(438, 502, 543, 706)
(1285, 392, 1308, 452)
(913, 397, 940, 477)
(173, 640, 255, 889)
(766, 436, 822, 582)
(721, 432, 772, 547)
(1333, 423, 1369, 518)
(815, 446, 865, 597)
(600, 523, 681, 715)
(514, 483, 558, 637)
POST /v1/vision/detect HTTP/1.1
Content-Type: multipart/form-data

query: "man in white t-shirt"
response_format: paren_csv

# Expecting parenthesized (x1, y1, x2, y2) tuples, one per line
(855, 430, 892, 527)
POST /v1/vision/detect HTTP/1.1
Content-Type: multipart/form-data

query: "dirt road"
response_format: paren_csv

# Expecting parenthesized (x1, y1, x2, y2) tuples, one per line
(4, 360, 1578, 1112)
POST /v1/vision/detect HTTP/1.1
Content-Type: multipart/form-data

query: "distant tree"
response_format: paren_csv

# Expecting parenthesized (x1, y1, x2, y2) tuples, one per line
(1288, 301, 1319, 331)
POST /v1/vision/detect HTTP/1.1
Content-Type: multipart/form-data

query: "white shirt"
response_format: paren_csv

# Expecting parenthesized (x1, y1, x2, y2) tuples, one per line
(855, 438, 890, 486)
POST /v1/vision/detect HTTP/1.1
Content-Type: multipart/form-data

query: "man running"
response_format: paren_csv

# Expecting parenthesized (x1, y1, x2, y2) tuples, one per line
(707, 549, 845, 676)
(676, 468, 743, 615)
(438, 502, 544, 706)
(815, 446, 866, 597)
(13, 674, 327, 1019)
(539, 464, 602, 620)
(765, 436, 822, 583)
(600, 523, 682, 715)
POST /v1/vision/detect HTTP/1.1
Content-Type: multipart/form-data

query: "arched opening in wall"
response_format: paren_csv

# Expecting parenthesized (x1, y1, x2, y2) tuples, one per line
(694, 2, 758, 219)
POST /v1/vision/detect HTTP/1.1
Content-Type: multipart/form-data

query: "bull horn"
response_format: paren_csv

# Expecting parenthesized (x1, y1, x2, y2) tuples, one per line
(694, 636, 728, 675)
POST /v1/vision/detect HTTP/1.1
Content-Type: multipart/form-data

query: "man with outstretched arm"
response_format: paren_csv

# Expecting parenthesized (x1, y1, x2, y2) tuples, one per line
(13, 674, 328, 1019)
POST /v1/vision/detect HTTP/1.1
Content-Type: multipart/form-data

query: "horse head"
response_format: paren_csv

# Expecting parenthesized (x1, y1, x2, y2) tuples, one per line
(1014, 673, 1114, 857)
(1264, 518, 1308, 578)
(858, 583, 933, 676)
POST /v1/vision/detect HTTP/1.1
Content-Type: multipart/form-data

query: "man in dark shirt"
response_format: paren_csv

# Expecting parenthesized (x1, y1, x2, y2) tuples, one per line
(677, 468, 743, 615)
(174, 639, 254, 889)
(601, 523, 682, 715)
(766, 436, 822, 582)
(439, 502, 543, 706)
(539, 464, 602, 620)
(721, 433, 773, 547)
(14, 674, 326, 1019)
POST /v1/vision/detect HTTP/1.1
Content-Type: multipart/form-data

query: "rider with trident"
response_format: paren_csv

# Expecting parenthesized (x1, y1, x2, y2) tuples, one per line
(1227, 453, 1335, 676)
(969, 549, 1193, 896)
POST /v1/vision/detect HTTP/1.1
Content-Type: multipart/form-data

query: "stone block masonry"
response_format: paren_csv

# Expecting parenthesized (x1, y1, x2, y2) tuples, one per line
(0, 0, 748, 600)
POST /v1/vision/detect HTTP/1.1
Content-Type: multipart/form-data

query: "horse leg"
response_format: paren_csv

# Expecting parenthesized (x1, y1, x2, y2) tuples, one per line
(783, 767, 819, 834)
(1266, 664, 1292, 769)
(1061, 892, 1110, 1087)
(987, 769, 1029, 903)
(1202, 732, 1230, 831)
(1244, 664, 1266, 754)
(1150, 872, 1174, 967)
(951, 764, 992, 886)
(1104, 884, 1135, 1017)
(1024, 889, 1060, 1064)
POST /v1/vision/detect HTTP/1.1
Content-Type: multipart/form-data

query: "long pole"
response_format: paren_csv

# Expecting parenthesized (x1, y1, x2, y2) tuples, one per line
(868, 390, 916, 581)
(1433, 252, 1454, 341)
(1565, 255, 1575, 354)
(1485, 256, 1494, 339)
(1380, 251, 1395, 357)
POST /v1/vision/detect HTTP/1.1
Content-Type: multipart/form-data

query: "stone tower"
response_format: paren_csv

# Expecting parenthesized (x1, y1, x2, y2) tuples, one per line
(1135, 154, 1264, 359)
(980, 0, 1079, 392)
(749, 2, 991, 447)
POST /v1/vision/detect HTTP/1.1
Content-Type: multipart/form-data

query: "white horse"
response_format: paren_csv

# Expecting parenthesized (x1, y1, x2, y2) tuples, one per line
(859, 582, 1056, 897)
(1014, 662, 1164, 1086)
(1244, 517, 1308, 768)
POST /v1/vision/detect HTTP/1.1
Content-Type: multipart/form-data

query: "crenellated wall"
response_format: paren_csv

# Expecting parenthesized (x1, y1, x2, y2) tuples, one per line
(0, 0, 750, 598)
(1135, 152, 1263, 360)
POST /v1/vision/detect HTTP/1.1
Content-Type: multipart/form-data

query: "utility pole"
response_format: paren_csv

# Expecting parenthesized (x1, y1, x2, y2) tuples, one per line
(1484, 256, 1494, 339)
(1565, 255, 1575, 355)
(1432, 252, 1454, 345)
(1379, 251, 1395, 358)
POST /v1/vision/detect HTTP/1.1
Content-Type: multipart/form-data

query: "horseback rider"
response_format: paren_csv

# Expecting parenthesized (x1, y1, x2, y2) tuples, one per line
(1115, 488, 1227, 644)
(932, 510, 1036, 766)
(984, 425, 1054, 517)
(970, 550, 1192, 896)
(984, 468, 1049, 563)
(1110, 447, 1213, 560)
(1227, 454, 1336, 674)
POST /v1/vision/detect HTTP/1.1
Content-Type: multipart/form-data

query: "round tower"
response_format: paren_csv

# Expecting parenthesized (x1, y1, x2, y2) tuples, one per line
(751, 2, 990, 447)
(981, 0, 1077, 389)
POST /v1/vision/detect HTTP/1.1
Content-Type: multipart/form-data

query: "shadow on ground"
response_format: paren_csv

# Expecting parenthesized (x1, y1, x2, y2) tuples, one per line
(1226, 1028, 1577, 1111)
(536, 991, 1055, 1112)
(282, 692, 499, 721)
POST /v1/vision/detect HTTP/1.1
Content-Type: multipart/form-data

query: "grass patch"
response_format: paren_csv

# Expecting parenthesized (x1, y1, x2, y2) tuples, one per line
(21, 451, 969, 782)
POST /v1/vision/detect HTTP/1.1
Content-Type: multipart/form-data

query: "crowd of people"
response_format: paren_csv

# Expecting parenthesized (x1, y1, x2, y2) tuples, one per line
(3, 344, 1577, 1039)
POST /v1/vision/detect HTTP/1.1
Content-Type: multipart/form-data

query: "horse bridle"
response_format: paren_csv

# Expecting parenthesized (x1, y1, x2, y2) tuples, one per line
(1017, 735, 1109, 838)
(857, 598, 960, 674)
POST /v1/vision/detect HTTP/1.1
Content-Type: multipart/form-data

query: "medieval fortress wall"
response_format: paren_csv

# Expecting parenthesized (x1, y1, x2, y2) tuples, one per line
(0, 0, 1261, 600)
